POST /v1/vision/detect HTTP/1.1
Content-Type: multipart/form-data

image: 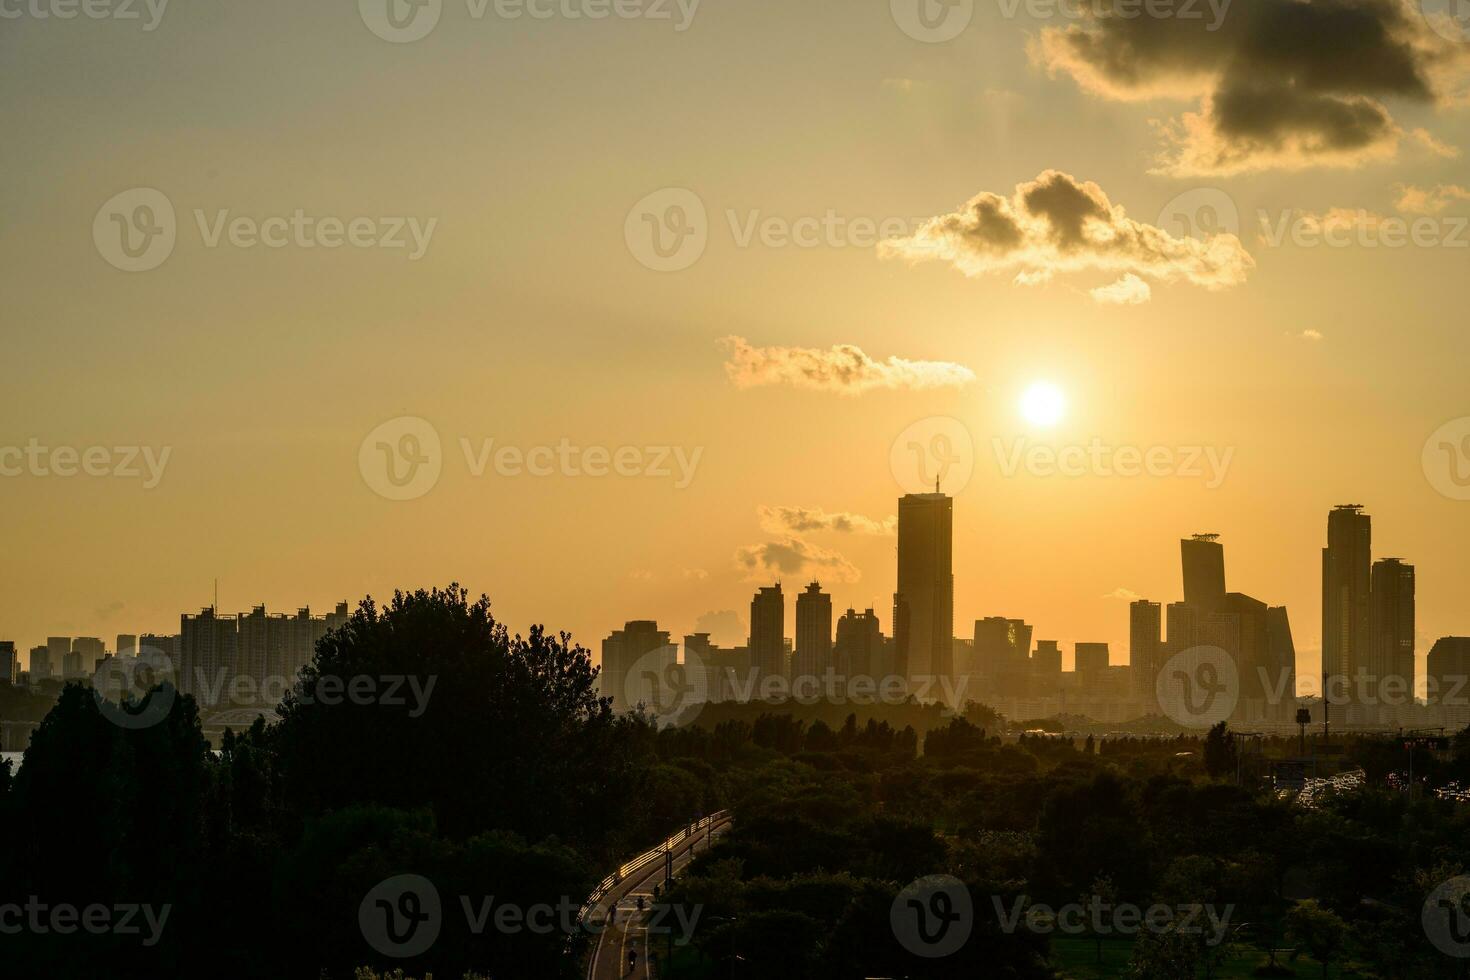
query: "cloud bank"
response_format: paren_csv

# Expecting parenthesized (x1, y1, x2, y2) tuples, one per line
(1033, 0, 1469, 175)
(734, 537, 861, 583)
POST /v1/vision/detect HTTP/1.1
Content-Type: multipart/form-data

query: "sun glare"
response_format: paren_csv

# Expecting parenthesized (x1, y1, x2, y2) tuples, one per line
(1020, 381, 1067, 427)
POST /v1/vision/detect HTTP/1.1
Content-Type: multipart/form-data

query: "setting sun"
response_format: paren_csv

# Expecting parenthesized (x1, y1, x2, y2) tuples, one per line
(1020, 381, 1067, 428)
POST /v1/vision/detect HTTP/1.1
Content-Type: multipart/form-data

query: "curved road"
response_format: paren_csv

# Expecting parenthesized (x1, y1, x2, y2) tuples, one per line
(586, 815, 732, 980)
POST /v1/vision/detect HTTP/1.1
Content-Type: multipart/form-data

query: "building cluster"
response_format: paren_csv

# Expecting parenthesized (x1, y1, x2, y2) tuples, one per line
(1, 603, 349, 710)
(600, 498, 1470, 731)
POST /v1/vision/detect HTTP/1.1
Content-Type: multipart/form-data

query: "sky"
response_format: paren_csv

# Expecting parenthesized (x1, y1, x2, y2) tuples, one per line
(1, 0, 1468, 688)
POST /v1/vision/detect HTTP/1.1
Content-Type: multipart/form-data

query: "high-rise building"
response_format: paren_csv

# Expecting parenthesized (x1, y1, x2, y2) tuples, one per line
(72, 637, 105, 674)
(29, 645, 51, 681)
(893, 492, 954, 693)
(1323, 505, 1372, 698)
(46, 637, 70, 678)
(1130, 600, 1162, 706)
(116, 634, 138, 656)
(1181, 534, 1226, 611)
(749, 584, 786, 685)
(834, 608, 883, 685)
(238, 605, 293, 693)
(601, 620, 674, 713)
(683, 633, 750, 703)
(1075, 642, 1110, 675)
(180, 608, 239, 706)
(975, 617, 1032, 699)
(0, 642, 16, 685)
(1031, 640, 1063, 692)
(1427, 637, 1470, 711)
(1370, 558, 1415, 712)
(793, 582, 833, 687)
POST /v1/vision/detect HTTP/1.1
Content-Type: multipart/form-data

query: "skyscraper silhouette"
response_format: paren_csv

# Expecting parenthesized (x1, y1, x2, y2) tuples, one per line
(1181, 534, 1226, 611)
(793, 581, 832, 688)
(893, 492, 954, 693)
(1129, 600, 1162, 706)
(750, 584, 786, 685)
(1322, 505, 1372, 702)
(1370, 557, 1415, 715)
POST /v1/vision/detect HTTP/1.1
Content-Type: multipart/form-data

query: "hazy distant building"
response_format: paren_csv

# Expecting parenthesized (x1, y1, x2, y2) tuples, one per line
(601, 620, 674, 713)
(894, 492, 954, 694)
(1182, 534, 1226, 611)
(684, 633, 750, 703)
(749, 584, 786, 686)
(1130, 600, 1162, 707)
(1427, 637, 1470, 709)
(116, 634, 138, 656)
(1031, 640, 1062, 686)
(180, 608, 239, 706)
(0, 642, 16, 685)
(139, 633, 179, 663)
(46, 637, 70, 678)
(793, 582, 833, 687)
(72, 637, 105, 674)
(976, 617, 1032, 699)
(29, 645, 51, 681)
(835, 607, 884, 688)
(1075, 642, 1110, 674)
(1323, 505, 1372, 700)
(1370, 558, 1415, 712)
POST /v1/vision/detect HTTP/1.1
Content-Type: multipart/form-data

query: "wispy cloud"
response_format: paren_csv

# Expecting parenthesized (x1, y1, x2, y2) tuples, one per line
(758, 505, 896, 537)
(1395, 183, 1470, 214)
(1091, 274, 1152, 306)
(881, 170, 1252, 303)
(1102, 587, 1142, 601)
(720, 336, 974, 395)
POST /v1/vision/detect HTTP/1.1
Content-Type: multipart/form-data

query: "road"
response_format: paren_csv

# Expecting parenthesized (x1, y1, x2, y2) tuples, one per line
(586, 814, 731, 980)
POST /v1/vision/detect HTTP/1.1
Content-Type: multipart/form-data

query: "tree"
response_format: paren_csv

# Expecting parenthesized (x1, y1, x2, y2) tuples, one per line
(1286, 899, 1348, 980)
(1082, 874, 1117, 964)
(1203, 722, 1238, 780)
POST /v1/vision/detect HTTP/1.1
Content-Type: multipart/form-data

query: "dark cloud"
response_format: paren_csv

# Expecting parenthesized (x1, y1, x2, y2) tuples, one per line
(1036, 0, 1468, 174)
